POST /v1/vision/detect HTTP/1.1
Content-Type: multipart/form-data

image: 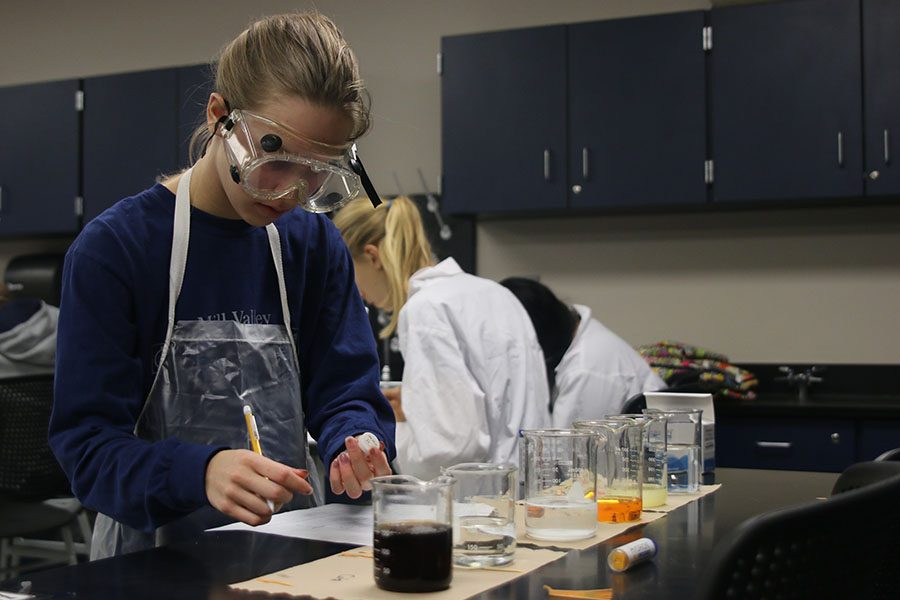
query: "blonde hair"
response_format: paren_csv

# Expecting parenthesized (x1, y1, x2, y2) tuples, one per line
(333, 196, 434, 338)
(189, 12, 370, 162)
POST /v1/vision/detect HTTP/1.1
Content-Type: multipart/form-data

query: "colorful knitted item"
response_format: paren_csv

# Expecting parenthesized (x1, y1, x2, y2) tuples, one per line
(637, 340, 730, 363)
(639, 341, 758, 401)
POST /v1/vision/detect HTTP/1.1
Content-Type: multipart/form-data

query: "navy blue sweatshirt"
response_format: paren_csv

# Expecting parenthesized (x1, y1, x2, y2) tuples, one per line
(49, 183, 395, 533)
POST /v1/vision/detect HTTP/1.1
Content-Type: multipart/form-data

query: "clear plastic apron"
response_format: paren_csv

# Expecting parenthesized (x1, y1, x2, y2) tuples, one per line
(91, 169, 320, 559)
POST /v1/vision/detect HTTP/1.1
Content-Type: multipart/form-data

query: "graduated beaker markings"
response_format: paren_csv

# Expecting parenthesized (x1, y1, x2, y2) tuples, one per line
(456, 515, 516, 557)
(521, 430, 599, 541)
(443, 462, 518, 568)
(371, 475, 455, 592)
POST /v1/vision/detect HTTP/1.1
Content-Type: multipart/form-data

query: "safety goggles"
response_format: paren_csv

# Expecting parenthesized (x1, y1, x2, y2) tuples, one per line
(217, 109, 381, 213)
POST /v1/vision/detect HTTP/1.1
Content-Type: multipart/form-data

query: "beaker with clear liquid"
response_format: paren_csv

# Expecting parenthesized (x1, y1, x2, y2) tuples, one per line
(442, 462, 517, 567)
(573, 419, 644, 522)
(520, 429, 598, 541)
(371, 474, 455, 592)
(645, 407, 702, 493)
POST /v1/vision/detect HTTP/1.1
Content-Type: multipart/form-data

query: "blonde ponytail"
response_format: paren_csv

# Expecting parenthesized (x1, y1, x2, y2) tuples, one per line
(334, 196, 434, 337)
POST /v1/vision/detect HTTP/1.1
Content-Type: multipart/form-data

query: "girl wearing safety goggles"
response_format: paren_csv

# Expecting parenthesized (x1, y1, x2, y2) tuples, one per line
(50, 13, 395, 559)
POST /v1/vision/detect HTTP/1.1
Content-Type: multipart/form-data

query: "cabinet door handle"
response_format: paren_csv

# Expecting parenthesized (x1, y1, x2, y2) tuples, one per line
(885, 129, 891, 165)
(543, 149, 551, 181)
(755, 441, 792, 449)
(830, 432, 841, 444)
(837, 131, 844, 167)
(582, 147, 590, 179)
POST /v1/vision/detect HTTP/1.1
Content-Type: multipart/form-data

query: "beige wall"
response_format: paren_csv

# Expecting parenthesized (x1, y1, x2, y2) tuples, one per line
(478, 205, 900, 364)
(2, 0, 898, 363)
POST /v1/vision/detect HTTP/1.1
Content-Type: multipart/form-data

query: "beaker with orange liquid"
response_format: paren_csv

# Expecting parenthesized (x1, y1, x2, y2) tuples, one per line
(605, 413, 669, 508)
(573, 419, 644, 523)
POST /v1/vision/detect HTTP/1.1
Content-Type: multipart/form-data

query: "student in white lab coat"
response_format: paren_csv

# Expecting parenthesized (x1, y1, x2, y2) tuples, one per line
(500, 278, 665, 428)
(334, 197, 550, 479)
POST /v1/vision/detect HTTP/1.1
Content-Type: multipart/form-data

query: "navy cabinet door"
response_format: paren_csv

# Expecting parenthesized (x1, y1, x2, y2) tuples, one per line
(716, 417, 855, 472)
(83, 69, 178, 223)
(441, 26, 567, 214)
(859, 419, 900, 461)
(863, 0, 900, 196)
(711, 0, 863, 202)
(568, 11, 707, 209)
(177, 64, 215, 169)
(0, 80, 79, 236)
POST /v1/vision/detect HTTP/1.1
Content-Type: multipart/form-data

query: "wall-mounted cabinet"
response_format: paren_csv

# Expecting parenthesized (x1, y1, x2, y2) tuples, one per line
(83, 69, 179, 223)
(862, 0, 900, 196)
(441, 26, 568, 214)
(441, 0, 900, 215)
(441, 11, 708, 215)
(0, 80, 80, 236)
(711, 0, 863, 203)
(0, 64, 213, 237)
(83, 65, 214, 224)
(568, 11, 707, 209)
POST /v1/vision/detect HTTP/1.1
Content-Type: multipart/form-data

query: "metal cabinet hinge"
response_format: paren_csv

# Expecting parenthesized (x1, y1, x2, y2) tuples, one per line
(702, 26, 713, 51)
(75, 90, 84, 111)
(704, 159, 715, 184)
(437, 174, 443, 195)
(75, 196, 84, 217)
(437, 52, 443, 75)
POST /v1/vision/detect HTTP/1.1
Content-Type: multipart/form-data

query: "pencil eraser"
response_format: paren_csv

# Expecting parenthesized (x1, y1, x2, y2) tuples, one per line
(356, 432, 380, 454)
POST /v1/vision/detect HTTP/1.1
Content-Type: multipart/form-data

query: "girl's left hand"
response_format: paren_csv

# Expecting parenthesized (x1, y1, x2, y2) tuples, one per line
(329, 435, 392, 498)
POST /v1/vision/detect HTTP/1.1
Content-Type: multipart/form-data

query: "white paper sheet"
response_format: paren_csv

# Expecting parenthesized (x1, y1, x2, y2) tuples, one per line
(208, 503, 374, 547)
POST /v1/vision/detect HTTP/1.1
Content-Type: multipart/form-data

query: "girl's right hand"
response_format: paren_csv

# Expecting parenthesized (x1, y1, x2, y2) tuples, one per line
(204, 449, 312, 525)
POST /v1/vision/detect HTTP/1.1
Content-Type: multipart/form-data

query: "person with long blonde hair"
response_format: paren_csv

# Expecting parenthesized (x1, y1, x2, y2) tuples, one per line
(50, 13, 394, 559)
(334, 196, 550, 478)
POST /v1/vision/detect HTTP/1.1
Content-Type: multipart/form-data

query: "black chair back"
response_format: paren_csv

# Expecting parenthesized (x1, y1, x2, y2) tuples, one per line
(0, 375, 71, 500)
(832, 460, 900, 495)
(875, 447, 900, 462)
(697, 466, 900, 600)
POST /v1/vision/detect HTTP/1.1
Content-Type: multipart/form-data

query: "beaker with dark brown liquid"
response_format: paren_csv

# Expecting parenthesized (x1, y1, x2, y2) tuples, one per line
(373, 521, 452, 592)
(371, 475, 456, 593)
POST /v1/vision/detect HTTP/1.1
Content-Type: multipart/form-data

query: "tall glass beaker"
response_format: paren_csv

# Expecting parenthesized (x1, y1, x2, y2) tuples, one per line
(520, 429, 598, 541)
(573, 419, 644, 522)
(605, 413, 668, 508)
(645, 407, 702, 493)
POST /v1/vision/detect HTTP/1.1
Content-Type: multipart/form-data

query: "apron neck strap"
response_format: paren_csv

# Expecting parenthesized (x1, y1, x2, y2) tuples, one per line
(161, 169, 297, 363)
(265, 224, 297, 350)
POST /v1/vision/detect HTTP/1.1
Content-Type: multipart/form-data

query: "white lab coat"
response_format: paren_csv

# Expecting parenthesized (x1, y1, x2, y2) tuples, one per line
(552, 304, 666, 428)
(395, 258, 551, 480)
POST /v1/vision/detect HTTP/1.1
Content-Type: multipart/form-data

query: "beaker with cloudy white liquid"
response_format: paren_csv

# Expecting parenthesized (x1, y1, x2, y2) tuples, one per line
(520, 429, 598, 541)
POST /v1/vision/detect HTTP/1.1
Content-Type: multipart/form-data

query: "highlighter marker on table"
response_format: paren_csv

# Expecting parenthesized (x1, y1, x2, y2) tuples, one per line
(243, 404, 276, 512)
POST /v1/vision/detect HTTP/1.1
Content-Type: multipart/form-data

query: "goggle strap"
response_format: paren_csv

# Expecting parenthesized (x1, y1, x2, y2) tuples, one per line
(200, 114, 234, 159)
(348, 145, 382, 208)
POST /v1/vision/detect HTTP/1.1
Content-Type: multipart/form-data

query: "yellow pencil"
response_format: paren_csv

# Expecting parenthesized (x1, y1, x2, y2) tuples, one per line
(243, 405, 275, 512)
(243, 405, 264, 455)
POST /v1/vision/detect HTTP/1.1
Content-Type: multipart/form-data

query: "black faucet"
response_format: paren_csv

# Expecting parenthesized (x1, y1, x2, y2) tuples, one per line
(774, 366, 825, 403)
